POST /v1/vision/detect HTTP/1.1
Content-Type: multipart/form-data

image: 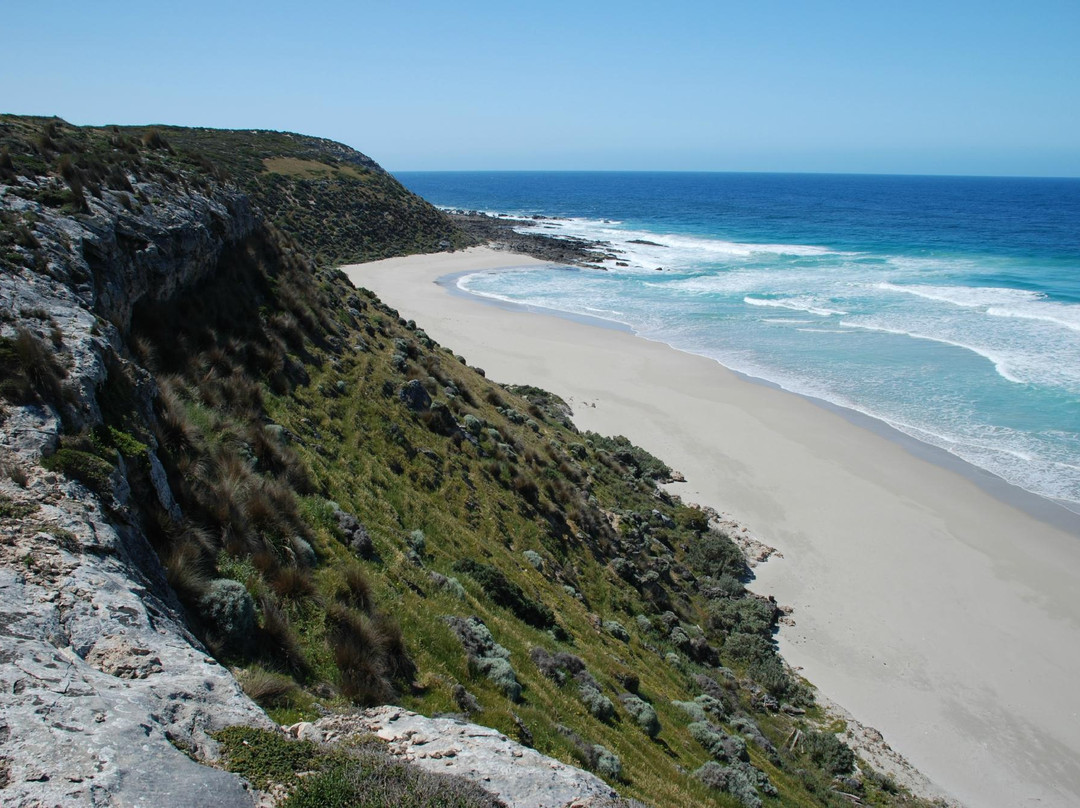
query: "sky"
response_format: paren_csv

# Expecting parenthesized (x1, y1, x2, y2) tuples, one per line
(3, 1, 1079, 176)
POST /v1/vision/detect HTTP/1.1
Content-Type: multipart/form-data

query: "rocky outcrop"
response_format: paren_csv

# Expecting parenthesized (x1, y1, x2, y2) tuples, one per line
(0, 468, 271, 807)
(295, 707, 643, 808)
(1, 149, 268, 806)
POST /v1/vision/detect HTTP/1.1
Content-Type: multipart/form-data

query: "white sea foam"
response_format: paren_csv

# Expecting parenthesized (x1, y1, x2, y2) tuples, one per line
(744, 296, 847, 317)
(837, 320, 1027, 384)
(879, 282, 1080, 333)
(448, 210, 1080, 506)
(512, 215, 844, 272)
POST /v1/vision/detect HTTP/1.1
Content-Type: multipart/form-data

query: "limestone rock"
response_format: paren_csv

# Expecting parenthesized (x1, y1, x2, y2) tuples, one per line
(312, 707, 638, 808)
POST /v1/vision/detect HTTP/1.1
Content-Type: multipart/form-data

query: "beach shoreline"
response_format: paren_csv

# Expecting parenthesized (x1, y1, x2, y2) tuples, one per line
(344, 246, 1080, 808)
(437, 267, 1080, 535)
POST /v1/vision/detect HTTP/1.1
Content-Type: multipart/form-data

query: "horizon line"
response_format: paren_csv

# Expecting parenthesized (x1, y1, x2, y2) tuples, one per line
(389, 168, 1080, 181)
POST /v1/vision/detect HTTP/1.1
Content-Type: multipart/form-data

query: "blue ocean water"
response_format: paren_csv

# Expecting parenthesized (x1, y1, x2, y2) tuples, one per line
(396, 172, 1080, 508)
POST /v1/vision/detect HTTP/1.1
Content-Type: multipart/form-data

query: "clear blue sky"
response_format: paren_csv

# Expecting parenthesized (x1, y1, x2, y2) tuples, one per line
(4, 1, 1078, 176)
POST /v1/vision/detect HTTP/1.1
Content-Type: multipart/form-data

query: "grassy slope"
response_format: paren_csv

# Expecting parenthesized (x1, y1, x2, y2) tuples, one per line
(0, 116, 935, 808)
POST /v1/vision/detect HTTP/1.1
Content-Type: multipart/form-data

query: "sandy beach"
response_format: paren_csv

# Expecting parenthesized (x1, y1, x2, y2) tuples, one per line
(344, 246, 1080, 808)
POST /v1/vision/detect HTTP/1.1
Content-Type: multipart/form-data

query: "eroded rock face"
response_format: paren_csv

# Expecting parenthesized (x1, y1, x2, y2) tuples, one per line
(0, 172, 269, 806)
(303, 707, 637, 808)
(0, 475, 272, 807)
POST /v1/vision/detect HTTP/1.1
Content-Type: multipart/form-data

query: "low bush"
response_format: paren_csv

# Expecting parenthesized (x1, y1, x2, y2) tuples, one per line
(453, 559, 558, 632)
(694, 760, 777, 808)
(619, 694, 661, 738)
(578, 682, 615, 722)
(445, 616, 521, 702)
(200, 578, 257, 654)
(41, 448, 114, 496)
(687, 531, 748, 581)
(803, 729, 856, 776)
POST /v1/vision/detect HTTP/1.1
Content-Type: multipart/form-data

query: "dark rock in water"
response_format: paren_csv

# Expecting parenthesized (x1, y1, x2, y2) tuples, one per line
(399, 379, 431, 411)
(448, 211, 611, 267)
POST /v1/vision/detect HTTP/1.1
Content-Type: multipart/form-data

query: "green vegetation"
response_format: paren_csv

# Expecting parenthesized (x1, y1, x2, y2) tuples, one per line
(0, 493, 38, 519)
(0, 115, 938, 808)
(0, 115, 471, 271)
(215, 726, 505, 808)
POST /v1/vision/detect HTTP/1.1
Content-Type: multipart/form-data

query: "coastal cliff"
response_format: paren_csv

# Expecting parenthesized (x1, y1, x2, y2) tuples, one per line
(0, 116, 941, 808)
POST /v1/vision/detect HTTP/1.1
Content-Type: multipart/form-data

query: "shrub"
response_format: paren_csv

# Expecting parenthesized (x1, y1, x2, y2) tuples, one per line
(695, 764, 764, 808)
(688, 722, 748, 763)
(695, 693, 726, 720)
(803, 730, 856, 776)
(708, 596, 777, 637)
(444, 616, 521, 702)
(672, 700, 708, 723)
(620, 694, 661, 738)
(592, 745, 622, 781)
(522, 549, 544, 572)
(475, 656, 522, 702)
(602, 620, 630, 642)
(429, 572, 466, 600)
(530, 647, 587, 686)
(200, 578, 256, 653)
(721, 632, 775, 665)
(453, 559, 557, 631)
(408, 528, 426, 556)
(578, 682, 615, 722)
(583, 432, 671, 480)
(41, 448, 114, 497)
(687, 530, 749, 581)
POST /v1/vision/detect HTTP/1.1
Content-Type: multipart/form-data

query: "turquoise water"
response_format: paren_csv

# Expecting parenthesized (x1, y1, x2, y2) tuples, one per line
(397, 172, 1080, 508)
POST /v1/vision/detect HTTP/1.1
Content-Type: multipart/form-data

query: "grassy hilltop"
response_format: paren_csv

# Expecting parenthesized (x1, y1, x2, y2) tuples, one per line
(0, 116, 937, 808)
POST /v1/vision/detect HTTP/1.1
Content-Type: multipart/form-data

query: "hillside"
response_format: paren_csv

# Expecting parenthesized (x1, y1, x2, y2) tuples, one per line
(0, 116, 938, 808)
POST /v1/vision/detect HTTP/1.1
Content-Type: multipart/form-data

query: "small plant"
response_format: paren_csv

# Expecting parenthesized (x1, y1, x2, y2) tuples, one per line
(0, 494, 38, 519)
(238, 667, 300, 709)
(41, 448, 114, 496)
(327, 604, 394, 705)
(214, 726, 321, 790)
(578, 681, 615, 722)
(619, 694, 661, 738)
(453, 559, 558, 632)
(199, 578, 256, 654)
(803, 729, 856, 776)
(694, 761, 776, 808)
(444, 616, 521, 702)
(592, 744, 622, 782)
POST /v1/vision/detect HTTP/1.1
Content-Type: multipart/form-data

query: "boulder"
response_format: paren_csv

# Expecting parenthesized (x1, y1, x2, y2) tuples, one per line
(312, 707, 633, 808)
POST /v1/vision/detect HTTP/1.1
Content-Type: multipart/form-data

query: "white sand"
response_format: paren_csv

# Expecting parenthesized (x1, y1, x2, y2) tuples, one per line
(344, 247, 1080, 808)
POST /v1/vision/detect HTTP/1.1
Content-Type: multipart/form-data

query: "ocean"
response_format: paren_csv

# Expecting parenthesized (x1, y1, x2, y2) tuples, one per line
(395, 171, 1080, 510)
